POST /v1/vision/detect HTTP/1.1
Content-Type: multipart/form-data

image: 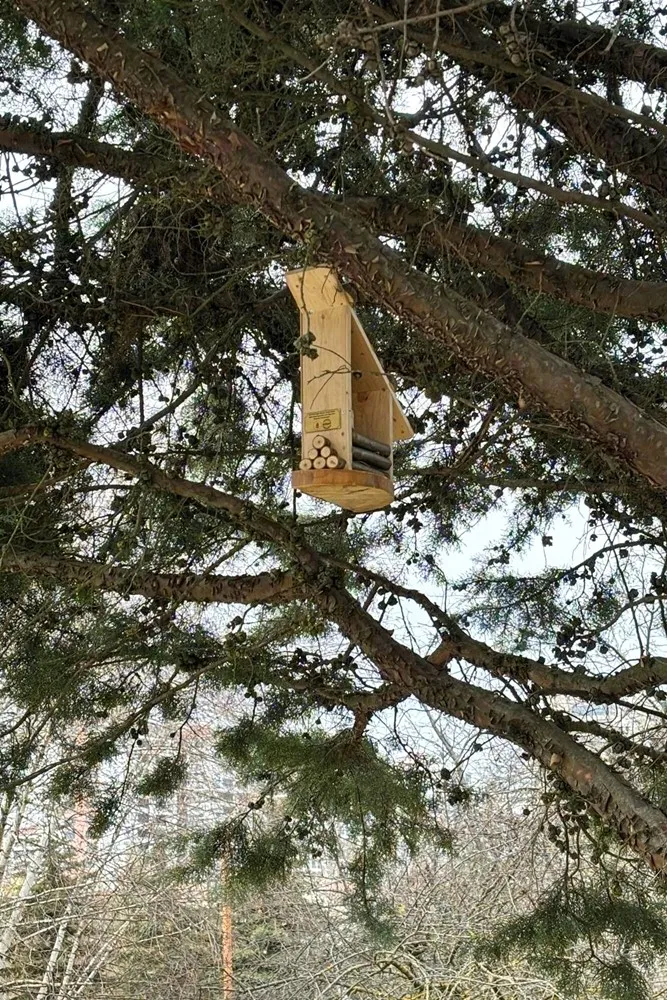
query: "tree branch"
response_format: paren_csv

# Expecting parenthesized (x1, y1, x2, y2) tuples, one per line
(7, 117, 667, 326)
(13, 0, 667, 492)
(229, 3, 667, 233)
(431, 629, 667, 701)
(473, 1, 667, 95)
(349, 195, 667, 322)
(7, 423, 667, 870)
(369, 3, 667, 197)
(1, 549, 298, 605)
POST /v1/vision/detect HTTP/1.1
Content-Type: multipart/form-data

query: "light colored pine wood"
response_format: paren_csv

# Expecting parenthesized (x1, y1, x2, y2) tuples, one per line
(286, 266, 353, 311)
(287, 266, 413, 513)
(297, 301, 353, 468)
(350, 310, 413, 442)
(286, 268, 413, 444)
(353, 388, 393, 456)
(292, 468, 393, 513)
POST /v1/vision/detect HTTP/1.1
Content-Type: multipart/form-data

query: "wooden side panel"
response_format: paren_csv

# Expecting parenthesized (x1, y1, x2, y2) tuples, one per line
(353, 388, 392, 451)
(350, 311, 385, 394)
(350, 310, 413, 442)
(391, 401, 414, 442)
(300, 305, 353, 467)
(350, 312, 392, 456)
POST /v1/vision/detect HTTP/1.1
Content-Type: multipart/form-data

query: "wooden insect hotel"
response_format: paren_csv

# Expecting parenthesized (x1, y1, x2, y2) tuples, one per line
(287, 266, 413, 513)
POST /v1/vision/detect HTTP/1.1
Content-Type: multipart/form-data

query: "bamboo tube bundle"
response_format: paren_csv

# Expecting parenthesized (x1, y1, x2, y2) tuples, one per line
(297, 435, 345, 471)
(351, 432, 392, 474)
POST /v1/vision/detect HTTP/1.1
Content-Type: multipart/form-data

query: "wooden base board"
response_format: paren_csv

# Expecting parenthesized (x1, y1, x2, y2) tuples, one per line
(292, 468, 393, 514)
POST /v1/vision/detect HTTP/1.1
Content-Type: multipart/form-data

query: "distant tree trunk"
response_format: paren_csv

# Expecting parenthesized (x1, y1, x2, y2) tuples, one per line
(0, 790, 27, 887)
(35, 903, 72, 1000)
(221, 858, 233, 1000)
(55, 923, 83, 1000)
(0, 832, 48, 1000)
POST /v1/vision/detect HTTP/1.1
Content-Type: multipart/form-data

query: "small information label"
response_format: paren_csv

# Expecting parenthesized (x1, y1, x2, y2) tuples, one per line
(305, 408, 341, 433)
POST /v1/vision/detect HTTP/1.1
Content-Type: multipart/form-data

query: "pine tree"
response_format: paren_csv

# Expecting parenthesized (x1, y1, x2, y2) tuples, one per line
(4, 0, 667, 991)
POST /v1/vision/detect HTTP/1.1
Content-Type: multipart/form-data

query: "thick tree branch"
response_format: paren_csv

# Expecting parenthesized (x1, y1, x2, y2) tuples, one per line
(370, 3, 667, 197)
(0, 427, 38, 458)
(563, 717, 667, 765)
(308, 575, 667, 874)
(1, 549, 298, 605)
(8, 103, 662, 242)
(8, 424, 667, 870)
(229, 4, 667, 232)
(350, 196, 667, 322)
(433, 629, 667, 701)
(474, 2, 667, 95)
(18, 494, 660, 703)
(13, 0, 667, 492)
(0, 114, 216, 191)
(7, 118, 667, 326)
(326, 551, 667, 703)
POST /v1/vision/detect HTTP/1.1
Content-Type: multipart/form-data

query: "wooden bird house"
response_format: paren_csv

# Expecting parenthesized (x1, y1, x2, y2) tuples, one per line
(287, 266, 413, 513)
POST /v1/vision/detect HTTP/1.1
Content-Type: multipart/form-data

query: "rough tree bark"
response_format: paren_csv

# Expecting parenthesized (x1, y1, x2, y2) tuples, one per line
(350, 196, 667, 322)
(3, 550, 297, 605)
(8, 541, 666, 705)
(427, 0, 667, 94)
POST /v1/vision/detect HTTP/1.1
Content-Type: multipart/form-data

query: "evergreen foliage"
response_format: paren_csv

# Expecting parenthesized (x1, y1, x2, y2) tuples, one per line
(480, 884, 667, 1000)
(3, 0, 667, 991)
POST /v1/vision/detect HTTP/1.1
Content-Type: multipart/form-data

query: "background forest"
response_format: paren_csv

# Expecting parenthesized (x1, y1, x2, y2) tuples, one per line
(0, 719, 580, 1000)
(4, 0, 667, 997)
